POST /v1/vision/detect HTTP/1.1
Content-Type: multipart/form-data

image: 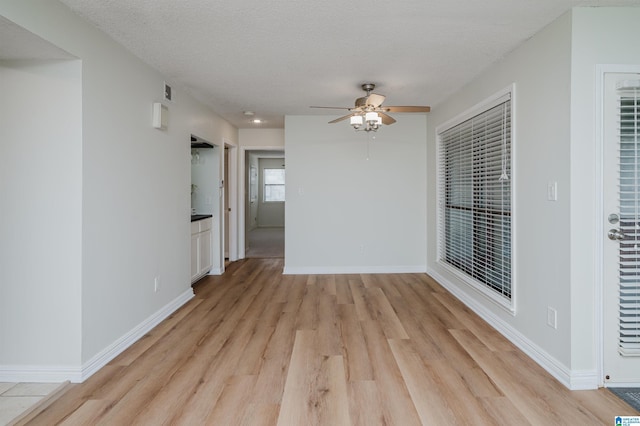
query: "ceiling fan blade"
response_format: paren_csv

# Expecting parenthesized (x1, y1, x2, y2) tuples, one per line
(310, 106, 351, 110)
(383, 106, 431, 113)
(379, 112, 396, 125)
(328, 113, 356, 124)
(355, 97, 367, 108)
(366, 93, 386, 107)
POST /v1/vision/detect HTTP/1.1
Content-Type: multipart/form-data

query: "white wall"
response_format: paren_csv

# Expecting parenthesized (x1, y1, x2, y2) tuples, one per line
(569, 7, 640, 374)
(239, 128, 285, 148)
(285, 115, 427, 274)
(426, 11, 574, 376)
(0, 0, 237, 380)
(427, 7, 640, 389)
(0, 59, 83, 367)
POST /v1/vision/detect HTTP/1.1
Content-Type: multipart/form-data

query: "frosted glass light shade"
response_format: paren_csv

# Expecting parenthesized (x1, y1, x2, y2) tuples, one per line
(350, 115, 363, 125)
(365, 112, 378, 122)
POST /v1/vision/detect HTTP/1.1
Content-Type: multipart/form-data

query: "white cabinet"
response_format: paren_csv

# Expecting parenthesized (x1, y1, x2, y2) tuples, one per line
(191, 217, 213, 283)
(190, 232, 199, 281)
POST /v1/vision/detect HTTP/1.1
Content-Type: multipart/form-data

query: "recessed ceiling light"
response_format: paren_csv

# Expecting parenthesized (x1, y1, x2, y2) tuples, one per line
(252, 119, 263, 124)
(243, 111, 255, 117)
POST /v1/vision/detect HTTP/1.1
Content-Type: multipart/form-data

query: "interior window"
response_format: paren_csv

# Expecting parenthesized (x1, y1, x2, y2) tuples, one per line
(437, 87, 513, 310)
(264, 168, 285, 202)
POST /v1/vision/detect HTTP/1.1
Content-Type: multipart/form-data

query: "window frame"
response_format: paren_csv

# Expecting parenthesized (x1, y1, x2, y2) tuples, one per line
(436, 84, 516, 313)
(263, 167, 285, 203)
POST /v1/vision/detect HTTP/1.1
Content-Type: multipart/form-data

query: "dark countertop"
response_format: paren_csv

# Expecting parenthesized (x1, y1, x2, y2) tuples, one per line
(191, 214, 213, 222)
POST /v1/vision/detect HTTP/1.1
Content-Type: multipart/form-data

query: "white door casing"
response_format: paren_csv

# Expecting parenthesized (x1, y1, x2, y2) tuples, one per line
(602, 69, 640, 387)
(238, 146, 285, 259)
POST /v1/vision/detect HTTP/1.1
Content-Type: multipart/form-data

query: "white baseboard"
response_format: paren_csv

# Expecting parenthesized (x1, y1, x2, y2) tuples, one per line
(0, 288, 194, 384)
(427, 268, 598, 390)
(283, 265, 427, 275)
(0, 365, 82, 383)
(79, 288, 194, 382)
(207, 267, 223, 276)
(570, 370, 600, 390)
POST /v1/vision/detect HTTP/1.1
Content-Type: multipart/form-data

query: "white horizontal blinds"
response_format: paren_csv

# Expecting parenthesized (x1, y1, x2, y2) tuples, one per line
(440, 98, 512, 300)
(264, 168, 285, 202)
(618, 83, 640, 356)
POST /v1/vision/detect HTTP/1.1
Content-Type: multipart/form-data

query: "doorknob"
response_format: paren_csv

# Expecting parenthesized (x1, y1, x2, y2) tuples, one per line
(608, 228, 625, 241)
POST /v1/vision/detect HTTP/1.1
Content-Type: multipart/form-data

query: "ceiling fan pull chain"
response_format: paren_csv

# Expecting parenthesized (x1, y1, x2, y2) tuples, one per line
(366, 132, 376, 160)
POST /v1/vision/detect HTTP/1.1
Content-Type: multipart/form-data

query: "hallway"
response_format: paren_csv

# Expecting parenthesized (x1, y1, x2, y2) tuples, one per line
(245, 227, 284, 258)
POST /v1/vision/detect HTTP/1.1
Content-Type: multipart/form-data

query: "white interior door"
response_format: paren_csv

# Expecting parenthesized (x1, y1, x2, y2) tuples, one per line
(603, 71, 640, 386)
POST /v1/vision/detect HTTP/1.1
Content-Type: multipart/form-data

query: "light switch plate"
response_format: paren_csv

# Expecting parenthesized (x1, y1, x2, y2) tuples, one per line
(547, 181, 558, 201)
(547, 307, 557, 329)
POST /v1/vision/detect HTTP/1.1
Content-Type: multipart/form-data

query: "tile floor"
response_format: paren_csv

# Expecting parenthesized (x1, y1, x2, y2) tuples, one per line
(0, 382, 62, 425)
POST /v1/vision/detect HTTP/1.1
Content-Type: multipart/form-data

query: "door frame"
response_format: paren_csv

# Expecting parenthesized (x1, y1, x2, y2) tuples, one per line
(596, 64, 640, 387)
(225, 140, 239, 262)
(238, 146, 285, 258)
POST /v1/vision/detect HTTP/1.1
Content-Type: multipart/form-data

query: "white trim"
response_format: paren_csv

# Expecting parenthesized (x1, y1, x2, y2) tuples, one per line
(595, 64, 606, 388)
(570, 370, 600, 391)
(595, 64, 640, 387)
(0, 365, 82, 383)
(0, 288, 195, 383)
(224, 139, 239, 262)
(428, 268, 598, 390)
(208, 267, 223, 275)
(283, 265, 427, 275)
(79, 288, 194, 382)
(436, 84, 513, 135)
(435, 84, 517, 313)
(437, 260, 515, 314)
(238, 146, 285, 259)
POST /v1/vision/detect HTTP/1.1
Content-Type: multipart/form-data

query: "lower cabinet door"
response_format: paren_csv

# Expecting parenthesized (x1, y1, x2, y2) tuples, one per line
(200, 229, 213, 274)
(190, 233, 200, 282)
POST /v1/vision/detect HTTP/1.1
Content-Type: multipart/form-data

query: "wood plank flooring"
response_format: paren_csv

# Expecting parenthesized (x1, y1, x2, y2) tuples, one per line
(20, 258, 638, 425)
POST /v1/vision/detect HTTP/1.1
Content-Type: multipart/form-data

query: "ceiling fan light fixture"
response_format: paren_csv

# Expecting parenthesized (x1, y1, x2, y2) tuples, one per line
(365, 112, 379, 123)
(311, 82, 430, 133)
(348, 111, 382, 132)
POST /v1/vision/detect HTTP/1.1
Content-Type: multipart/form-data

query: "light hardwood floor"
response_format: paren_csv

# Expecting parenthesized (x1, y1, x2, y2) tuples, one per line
(20, 258, 638, 425)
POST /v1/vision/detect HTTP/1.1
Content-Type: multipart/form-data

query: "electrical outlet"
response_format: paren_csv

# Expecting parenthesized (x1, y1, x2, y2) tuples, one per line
(154, 276, 160, 293)
(547, 306, 557, 329)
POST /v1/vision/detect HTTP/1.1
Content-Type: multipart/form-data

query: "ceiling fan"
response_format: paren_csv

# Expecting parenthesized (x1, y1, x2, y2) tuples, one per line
(311, 83, 430, 132)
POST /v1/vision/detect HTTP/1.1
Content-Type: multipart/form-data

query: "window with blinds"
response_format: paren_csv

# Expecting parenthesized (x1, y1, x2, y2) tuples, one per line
(617, 82, 640, 356)
(264, 168, 285, 202)
(437, 89, 513, 309)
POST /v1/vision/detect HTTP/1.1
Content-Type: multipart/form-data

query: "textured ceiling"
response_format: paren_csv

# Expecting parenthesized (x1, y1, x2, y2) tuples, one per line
(21, 1, 640, 128)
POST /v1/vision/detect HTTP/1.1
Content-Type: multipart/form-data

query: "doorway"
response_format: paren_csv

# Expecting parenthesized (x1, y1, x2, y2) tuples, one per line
(239, 148, 285, 258)
(600, 67, 640, 387)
